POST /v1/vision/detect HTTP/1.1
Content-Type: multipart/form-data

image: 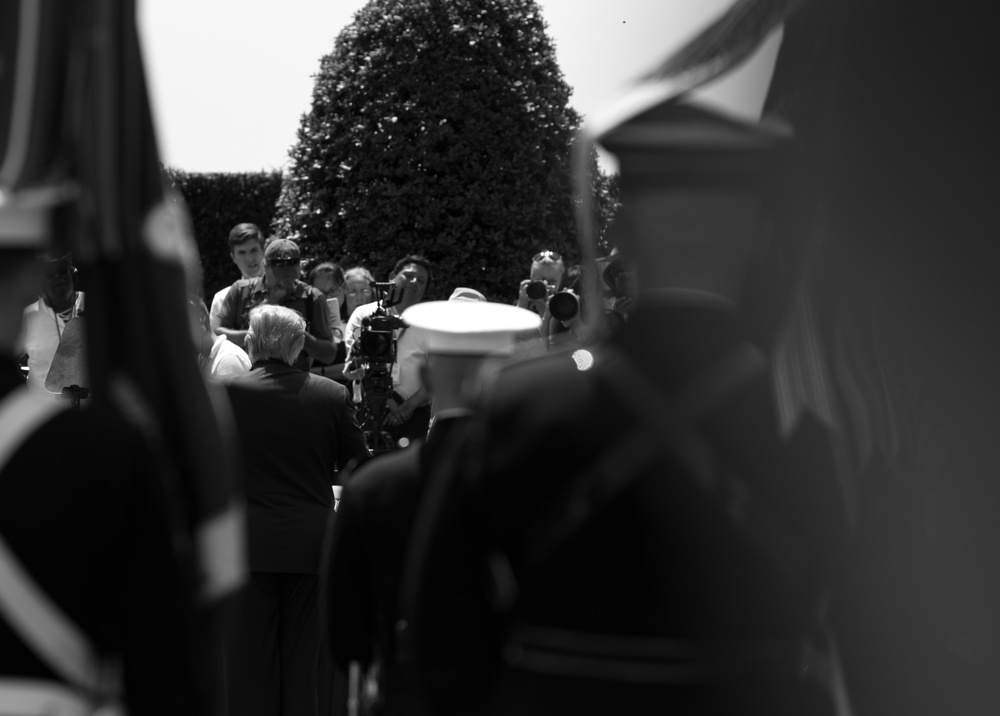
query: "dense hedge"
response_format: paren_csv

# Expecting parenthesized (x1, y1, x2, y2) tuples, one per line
(273, 0, 617, 302)
(164, 168, 283, 300)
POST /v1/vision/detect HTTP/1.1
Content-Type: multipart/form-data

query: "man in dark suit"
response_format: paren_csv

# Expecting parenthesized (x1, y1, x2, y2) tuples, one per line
(322, 298, 540, 716)
(226, 304, 369, 716)
(403, 98, 852, 715)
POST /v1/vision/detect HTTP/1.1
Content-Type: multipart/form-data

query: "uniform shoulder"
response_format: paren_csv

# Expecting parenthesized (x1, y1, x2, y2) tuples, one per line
(343, 448, 420, 500)
(486, 343, 595, 398)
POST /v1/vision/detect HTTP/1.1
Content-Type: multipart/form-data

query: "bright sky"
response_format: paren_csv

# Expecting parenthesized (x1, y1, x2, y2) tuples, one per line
(139, 0, 771, 174)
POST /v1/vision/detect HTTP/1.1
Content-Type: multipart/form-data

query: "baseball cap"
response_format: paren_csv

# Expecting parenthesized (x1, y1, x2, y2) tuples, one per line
(402, 301, 540, 356)
(264, 238, 301, 266)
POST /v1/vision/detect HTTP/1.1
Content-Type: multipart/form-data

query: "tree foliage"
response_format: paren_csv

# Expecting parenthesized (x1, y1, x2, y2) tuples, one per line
(274, 0, 616, 301)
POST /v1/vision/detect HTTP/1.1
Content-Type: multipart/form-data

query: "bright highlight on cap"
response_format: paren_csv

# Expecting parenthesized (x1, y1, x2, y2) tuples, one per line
(401, 301, 540, 356)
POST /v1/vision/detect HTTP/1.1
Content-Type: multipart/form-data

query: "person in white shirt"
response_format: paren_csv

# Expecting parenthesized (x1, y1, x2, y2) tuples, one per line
(190, 297, 250, 381)
(19, 252, 85, 395)
(209, 223, 265, 332)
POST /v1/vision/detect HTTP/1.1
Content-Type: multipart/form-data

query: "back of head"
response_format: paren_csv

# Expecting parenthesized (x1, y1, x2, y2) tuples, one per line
(402, 300, 541, 412)
(245, 305, 306, 365)
(593, 100, 796, 304)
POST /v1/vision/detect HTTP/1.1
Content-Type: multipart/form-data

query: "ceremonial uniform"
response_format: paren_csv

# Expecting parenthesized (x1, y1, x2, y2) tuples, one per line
(407, 299, 850, 715)
(0, 356, 211, 716)
(323, 299, 538, 716)
(402, 83, 853, 713)
(323, 414, 471, 716)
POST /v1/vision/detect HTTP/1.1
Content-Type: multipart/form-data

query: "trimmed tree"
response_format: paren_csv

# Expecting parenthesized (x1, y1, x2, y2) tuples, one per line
(165, 168, 283, 299)
(274, 0, 616, 301)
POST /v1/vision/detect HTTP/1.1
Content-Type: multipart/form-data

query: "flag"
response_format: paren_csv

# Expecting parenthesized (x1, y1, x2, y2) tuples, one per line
(2, 1, 243, 712)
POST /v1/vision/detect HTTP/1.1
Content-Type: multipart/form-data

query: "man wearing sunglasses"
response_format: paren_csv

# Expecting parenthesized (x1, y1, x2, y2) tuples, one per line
(215, 238, 336, 371)
(19, 252, 84, 396)
(515, 250, 565, 317)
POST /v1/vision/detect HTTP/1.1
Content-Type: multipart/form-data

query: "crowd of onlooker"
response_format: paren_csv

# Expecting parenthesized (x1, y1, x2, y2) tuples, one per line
(187, 222, 635, 392)
(10, 217, 639, 716)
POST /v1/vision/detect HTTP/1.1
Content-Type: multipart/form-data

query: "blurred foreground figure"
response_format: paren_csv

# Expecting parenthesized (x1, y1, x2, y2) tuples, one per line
(0, 203, 212, 715)
(19, 252, 84, 396)
(2, 1, 243, 714)
(322, 299, 538, 716)
(402, 95, 851, 714)
(663, 2, 1000, 713)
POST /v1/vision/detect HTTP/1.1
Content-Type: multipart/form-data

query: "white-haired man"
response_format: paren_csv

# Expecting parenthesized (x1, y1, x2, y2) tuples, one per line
(226, 304, 369, 716)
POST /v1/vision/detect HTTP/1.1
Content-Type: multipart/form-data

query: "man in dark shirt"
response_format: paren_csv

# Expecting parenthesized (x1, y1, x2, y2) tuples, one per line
(216, 238, 336, 371)
(226, 304, 369, 716)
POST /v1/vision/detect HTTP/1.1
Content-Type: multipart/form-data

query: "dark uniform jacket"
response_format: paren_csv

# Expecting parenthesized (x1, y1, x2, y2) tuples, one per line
(407, 300, 851, 716)
(323, 414, 471, 715)
(227, 360, 369, 574)
(0, 356, 212, 715)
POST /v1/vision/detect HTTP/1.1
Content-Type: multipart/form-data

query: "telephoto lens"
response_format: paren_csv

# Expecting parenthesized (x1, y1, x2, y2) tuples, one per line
(525, 280, 549, 300)
(548, 290, 579, 322)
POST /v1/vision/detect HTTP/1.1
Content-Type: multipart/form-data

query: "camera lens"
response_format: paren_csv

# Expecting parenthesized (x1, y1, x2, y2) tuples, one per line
(549, 291, 579, 322)
(526, 280, 548, 300)
(360, 330, 392, 357)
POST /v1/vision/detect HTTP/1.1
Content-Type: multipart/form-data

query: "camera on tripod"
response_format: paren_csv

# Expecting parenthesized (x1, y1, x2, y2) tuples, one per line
(350, 282, 407, 453)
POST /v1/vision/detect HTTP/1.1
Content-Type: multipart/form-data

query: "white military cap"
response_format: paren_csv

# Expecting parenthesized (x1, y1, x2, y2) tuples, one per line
(402, 301, 540, 356)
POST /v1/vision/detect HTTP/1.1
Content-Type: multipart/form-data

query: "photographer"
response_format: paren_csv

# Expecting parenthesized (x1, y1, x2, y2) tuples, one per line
(515, 250, 565, 316)
(541, 264, 593, 350)
(343, 255, 432, 446)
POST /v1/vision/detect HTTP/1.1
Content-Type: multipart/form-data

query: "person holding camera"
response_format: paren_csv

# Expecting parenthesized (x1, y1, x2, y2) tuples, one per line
(515, 250, 565, 316)
(343, 255, 433, 445)
(540, 264, 596, 350)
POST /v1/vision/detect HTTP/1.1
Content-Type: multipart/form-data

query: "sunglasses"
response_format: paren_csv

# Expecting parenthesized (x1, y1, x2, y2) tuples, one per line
(267, 258, 299, 268)
(533, 251, 562, 262)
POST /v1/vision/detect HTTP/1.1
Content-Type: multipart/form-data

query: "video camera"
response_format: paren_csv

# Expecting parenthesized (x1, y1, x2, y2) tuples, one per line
(351, 282, 407, 453)
(353, 282, 406, 364)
